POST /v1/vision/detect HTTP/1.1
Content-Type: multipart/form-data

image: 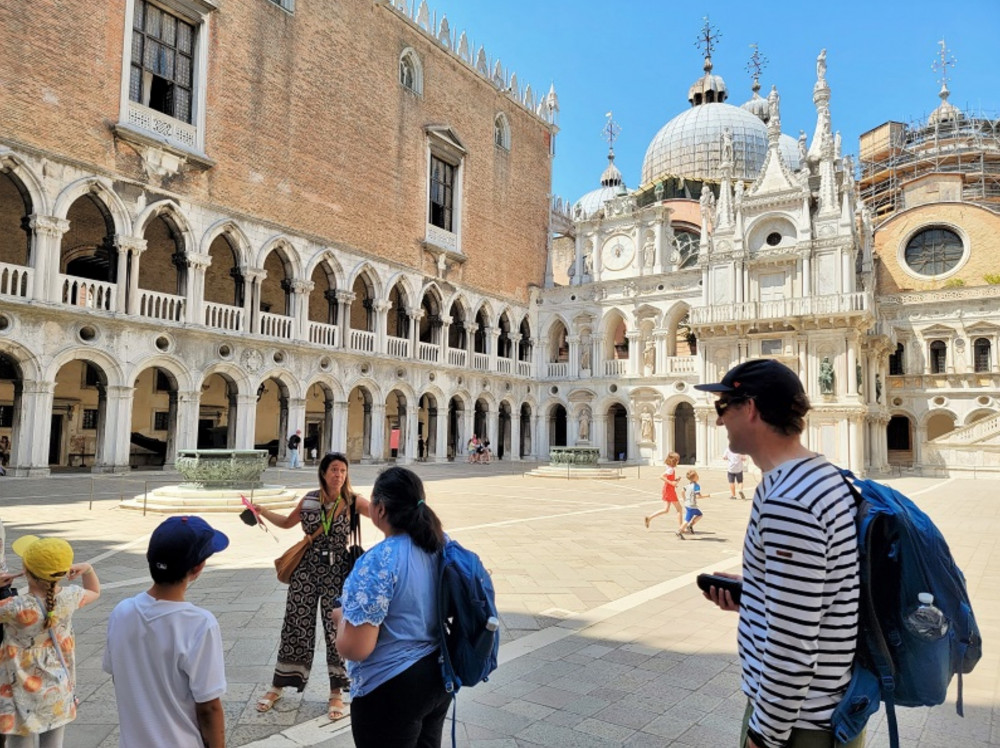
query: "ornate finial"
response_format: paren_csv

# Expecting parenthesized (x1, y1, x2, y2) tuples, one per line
(745, 43, 768, 94)
(695, 16, 721, 71)
(602, 111, 622, 155)
(933, 39, 957, 100)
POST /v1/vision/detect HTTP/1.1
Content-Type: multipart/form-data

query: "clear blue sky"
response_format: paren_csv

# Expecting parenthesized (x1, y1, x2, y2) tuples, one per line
(427, 0, 1000, 203)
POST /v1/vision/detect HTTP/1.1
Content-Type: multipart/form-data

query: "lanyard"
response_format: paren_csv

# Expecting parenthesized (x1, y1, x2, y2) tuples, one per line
(320, 496, 342, 536)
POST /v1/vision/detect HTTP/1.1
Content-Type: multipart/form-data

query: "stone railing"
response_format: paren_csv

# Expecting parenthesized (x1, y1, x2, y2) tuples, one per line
(259, 311, 293, 339)
(386, 336, 410, 358)
(308, 320, 338, 347)
(204, 301, 242, 331)
(605, 359, 628, 376)
(0, 262, 31, 298)
(448, 348, 467, 367)
(472, 352, 489, 371)
(59, 274, 115, 311)
(496, 357, 513, 374)
(418, 342, 439, 362)
(138, 289, 185, 322)
(517, 360, 533, 377)
(691, 293, 868, 325)
(350, 329, 375, 352)
(546, 362, 568, 378)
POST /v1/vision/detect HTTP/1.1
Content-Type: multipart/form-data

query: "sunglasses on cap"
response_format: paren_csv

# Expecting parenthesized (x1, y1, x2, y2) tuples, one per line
(714, 396, 754, 418)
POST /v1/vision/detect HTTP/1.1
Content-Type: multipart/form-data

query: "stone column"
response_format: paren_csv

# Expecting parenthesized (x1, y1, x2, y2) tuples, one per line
(279, 397, 307, 467)
(373, 300, 391, 355)
(664, 413, 676, 455)
(115, 237, 147, 315)
(28, 215, 69, 303)
(291, 280, 314, 342)
(488, 327, 500, 372)
(94, 385, 134, 473)
(626, 331, 641, 377)
(849, 413, 864, 475)
(427, 406, 441, 461)
(173, 389, 201, 453)
(509, 408, 521, 461)
(409, 308, 424, 360)
(439, 315, 452, 365)
(695, 407, 713, 470)
(593, 411, 608, 460)
(401, 404, 419, 464)
(486, 406, 499, 453)
(566, 335, 580, 378)
(184, 253, 212, 325)
(465, 322, 478, 365)
(846, 341, 858, 401)
(233, 394, 257, 449)
(368, 402, 386, 462)
(12, 380, 54, 476)
(243, 268, 265, 334)
(331, 400, 348, 453)
(336, 290, 355, 349)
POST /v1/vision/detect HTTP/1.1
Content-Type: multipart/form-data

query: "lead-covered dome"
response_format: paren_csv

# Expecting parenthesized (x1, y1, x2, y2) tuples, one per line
(641, 103, 769, 185)
(574, 151, 628, 219)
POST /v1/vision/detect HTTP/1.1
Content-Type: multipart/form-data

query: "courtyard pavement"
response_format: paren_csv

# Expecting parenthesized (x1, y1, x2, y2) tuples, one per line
(0, 461, 997, 747)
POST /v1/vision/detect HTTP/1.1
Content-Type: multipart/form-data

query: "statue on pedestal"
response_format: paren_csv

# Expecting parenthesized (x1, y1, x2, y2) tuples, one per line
(819, 357, 835, 395)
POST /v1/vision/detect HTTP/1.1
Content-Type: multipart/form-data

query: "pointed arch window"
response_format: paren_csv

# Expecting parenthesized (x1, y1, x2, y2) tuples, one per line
(399, 48, 423, 95)
(494, 113, 510, 151)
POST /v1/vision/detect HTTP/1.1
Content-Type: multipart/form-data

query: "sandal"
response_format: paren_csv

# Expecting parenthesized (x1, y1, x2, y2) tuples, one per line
(256, 689, 282, 713)
(328, 692, 348, 721)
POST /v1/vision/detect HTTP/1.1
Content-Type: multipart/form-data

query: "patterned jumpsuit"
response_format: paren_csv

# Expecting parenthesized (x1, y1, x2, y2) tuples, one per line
(272, 491, 352, 691)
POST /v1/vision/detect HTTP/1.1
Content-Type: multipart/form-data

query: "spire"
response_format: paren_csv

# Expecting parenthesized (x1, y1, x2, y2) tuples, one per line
(807, 49, 831, 167)
(688, 17, 727, 105)
(715, 129, 734, 230)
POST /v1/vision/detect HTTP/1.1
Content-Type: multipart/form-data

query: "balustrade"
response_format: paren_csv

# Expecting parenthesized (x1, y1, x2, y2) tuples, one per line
(350, 329, 376, 352)
(447, 348, 467, 367)
(547, 362, 568, 378)
(496, 357, 512, 374)
(204, 302, 243, 331)
(386, 336, 410, 358)
(138, 289, 185, 322)
(472, 353, 489, 371)
(0, 262, 31, 299)
(604, 359, 627, 376)
(259, 311, 293, 339)
(59, 274, 115, 311)
(418, 342, 439, 363)
(308, 321, 338, 347)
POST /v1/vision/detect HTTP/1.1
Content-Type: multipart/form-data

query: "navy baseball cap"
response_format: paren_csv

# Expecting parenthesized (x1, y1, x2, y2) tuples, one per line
(695, 359, 805, 408)
(147, 516, 229, 575)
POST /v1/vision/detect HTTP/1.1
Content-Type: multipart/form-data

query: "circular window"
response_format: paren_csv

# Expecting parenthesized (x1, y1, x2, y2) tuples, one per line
(933, 396, 947, 406)
(79, 325, 97, 342)
(766, 232, 782, 247)
(550, 386, 558, 394)
(218, 344, 232, 359)
(904, 227, 964, 276)
(155, 335, 171, 352)
(360, 363, 370, 375)
(397, 368, 405, 378)
(609, 384, 618, 393)
(319, 356, 332, 371)
(977, 396, 991, 406)
(428, 372, 436, 382)
(570, 295, 576, 301)
(0, 314, 10, 332)
(273, 351, 285, 364)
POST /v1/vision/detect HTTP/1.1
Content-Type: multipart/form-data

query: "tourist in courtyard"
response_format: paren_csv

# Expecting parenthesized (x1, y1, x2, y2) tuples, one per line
(0, 535, 101, 748)
(644, 452, 682, 530)
(252, 452, 371, 722)
(467, 434, 481, 463)
(724, 447, 748, 499)
(696, 359, 862, 748)
(287, 429, 302, 469)
(333, 466, 451, 747)
(676, 469, 708, 538)
(104, 516, 228, 748)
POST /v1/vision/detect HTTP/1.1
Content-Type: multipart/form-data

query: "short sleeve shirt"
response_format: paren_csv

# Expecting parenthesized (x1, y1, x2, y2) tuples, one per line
(340, 534, 439, 697)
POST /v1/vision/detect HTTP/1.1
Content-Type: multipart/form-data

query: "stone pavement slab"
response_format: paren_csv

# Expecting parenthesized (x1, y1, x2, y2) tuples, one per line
(0, 464, 997, 746)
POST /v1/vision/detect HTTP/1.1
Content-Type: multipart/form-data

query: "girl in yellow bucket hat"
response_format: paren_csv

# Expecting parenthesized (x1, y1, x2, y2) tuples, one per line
(0, 536, 100, 747)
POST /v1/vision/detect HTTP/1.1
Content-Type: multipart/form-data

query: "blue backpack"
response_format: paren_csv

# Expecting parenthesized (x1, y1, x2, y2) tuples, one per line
(437, 538, 500, 745)
(832, 471, 982, 747)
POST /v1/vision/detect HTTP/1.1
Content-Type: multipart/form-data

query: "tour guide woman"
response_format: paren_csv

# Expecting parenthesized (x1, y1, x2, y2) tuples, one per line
(333, 466, 452, 747)
(252, 452, 370, 721)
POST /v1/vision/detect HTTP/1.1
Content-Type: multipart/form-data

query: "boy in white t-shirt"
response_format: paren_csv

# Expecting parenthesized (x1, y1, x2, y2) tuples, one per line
(723, 448, 748, 500)
(103, 516, 229, 748)
(676, 470, 710, 539)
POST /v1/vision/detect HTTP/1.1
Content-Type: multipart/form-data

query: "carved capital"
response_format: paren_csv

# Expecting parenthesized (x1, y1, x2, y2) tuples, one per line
(335, 290, 356, 304)
(291, 279, 314, 294)
(115, 236, 148, 255)
(28, 214, 70, 238)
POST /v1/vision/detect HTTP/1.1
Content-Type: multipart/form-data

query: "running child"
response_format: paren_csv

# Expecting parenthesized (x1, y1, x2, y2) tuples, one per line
(0, 536, 101, 748)
(644, 452, 682, 529)
(677, 470, 710, 539)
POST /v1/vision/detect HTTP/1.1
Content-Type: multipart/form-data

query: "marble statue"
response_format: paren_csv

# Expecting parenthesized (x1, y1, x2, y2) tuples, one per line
(580, 343, 591, 371)
(875, 374, 882, 403)
(797, 130, 808, 170)
(640, 411, 654, 443)
(643, 341, 655, 376)
(642, 237, 655, 268)
(856, 362, 863, 394)
(578, 408, 591, 441)
(583, 249, 593, 276)
(819, 357, 835, 395)
(816, 49, 827, 82)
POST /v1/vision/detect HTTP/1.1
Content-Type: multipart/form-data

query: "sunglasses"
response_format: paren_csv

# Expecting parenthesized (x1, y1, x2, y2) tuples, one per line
(714, 396, 753, 417)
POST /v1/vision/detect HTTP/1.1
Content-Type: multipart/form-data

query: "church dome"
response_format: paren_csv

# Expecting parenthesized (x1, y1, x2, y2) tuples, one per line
(641, 103, 769, 185)
(573, 151, 628, 219)
(779, 133, 801, 171)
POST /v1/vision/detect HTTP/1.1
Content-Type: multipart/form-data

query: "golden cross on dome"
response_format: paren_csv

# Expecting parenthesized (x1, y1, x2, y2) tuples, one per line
(695, 16, 721, 60)
(933, 39, 957, 91)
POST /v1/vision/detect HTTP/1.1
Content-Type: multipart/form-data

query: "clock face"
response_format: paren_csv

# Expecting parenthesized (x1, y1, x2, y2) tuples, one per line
(601, 236, 634, 271)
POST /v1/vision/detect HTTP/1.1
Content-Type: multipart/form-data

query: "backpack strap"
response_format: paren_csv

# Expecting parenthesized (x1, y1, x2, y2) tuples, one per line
(436, 546, 460, 748)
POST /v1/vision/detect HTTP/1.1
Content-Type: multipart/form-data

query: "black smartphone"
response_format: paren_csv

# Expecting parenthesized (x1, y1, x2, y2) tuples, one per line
(696, 573, 742, 604)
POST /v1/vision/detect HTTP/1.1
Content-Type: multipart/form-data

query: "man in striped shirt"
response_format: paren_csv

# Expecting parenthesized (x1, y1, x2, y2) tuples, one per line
(696, 360, 862, 748)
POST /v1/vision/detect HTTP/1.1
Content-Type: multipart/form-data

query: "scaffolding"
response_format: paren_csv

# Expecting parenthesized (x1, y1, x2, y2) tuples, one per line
(858, 108, 1000, 223)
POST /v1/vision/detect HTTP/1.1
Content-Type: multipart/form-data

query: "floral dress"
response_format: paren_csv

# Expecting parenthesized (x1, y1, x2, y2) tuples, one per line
(272, 491, 353, 691)
(0, 586, 85, 736)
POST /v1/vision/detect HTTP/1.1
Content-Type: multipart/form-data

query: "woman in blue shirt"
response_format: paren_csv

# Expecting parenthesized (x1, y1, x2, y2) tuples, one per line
(333, 466, 450, 748)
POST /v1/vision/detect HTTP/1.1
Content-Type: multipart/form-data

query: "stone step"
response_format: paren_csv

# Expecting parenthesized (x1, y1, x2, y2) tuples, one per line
(119, 485, 301, 514)
(525, 465, 625, 480)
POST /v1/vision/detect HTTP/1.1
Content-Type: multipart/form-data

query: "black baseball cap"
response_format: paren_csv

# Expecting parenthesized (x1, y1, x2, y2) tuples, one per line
(694, 359, 805, 410)
(147, 516, 229, 576)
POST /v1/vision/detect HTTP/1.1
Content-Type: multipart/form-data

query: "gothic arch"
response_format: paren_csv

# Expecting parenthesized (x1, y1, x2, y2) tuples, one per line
(45, 347, 125, 387)
(258, 237, 303, 281)
(126, 354, 195, 392)
(304, 249, 346, 287)
(254, 368, 302, 400)
(0, 150, 48, 216)
(199, 362, 253, 395)
(347, 262, 384, 301)
(0, 340, 41, 382)
(53, 177, 132, 236)
(200, 219, 252, 268)
(134, 199, 196, 250)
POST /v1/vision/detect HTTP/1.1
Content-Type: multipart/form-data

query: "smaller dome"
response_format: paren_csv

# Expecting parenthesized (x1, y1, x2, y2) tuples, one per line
(688, 56, 728, 106)
(929, 85, 963, 126)
(741, 90, 769, 123)
(574, 151, 628, 219)
(779, 133, 801, 171)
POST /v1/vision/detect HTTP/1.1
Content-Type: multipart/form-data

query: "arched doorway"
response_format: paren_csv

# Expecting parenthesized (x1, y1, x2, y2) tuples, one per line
(447, 396, 465, 460)
(887, 415, 913, 466)
(497, 401, 512, 459)
(254, 376, 291, 464)
(304, 380, 335, 462)
(674, 402, 696, 463)
(0, 353, 24, 473)
(346, 386, 373, 462)
(51, 360, 108, 469)
(385, 390, 407, 461)
(130, 367, 178, 468)
(473, 398, 488, 445)
(417, 393, 438, 461)
(548, 404, 567, 447)
(519, 403, 532, 457)
(608, 403, 627, 461)
(198, 373, 236, 449)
